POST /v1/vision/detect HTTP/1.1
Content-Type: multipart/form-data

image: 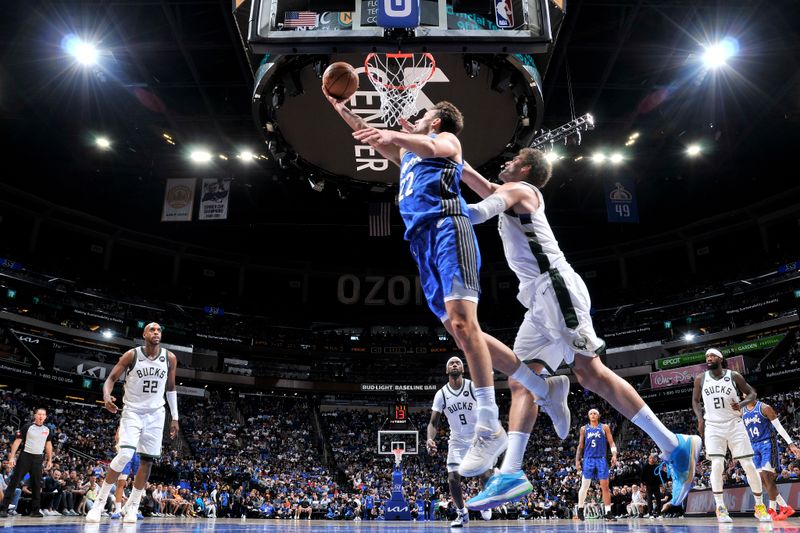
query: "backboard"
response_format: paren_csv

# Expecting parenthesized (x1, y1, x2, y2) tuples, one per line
(246, 0, 559, 54)
(378, 429, 419, 455)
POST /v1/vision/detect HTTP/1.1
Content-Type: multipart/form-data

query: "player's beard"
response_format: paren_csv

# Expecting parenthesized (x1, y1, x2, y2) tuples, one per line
(448, 369, 462, 378)
(706, 361, 720, 370)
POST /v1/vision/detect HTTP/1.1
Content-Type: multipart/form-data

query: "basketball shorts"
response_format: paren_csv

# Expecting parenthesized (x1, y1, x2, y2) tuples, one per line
(446, 438, 472, 473)
(704, 419, 754, 459)
(119, 452, 140, 480)
(752, 440, 779, 472)
(118, 407, 166, 459)
(409, 216, 481, 322)
(582, 457, 609, 481)
(514, 266, 605, 369)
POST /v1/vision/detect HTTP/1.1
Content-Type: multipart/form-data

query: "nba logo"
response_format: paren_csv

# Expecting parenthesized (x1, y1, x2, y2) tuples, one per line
(495, 0, 514, 28)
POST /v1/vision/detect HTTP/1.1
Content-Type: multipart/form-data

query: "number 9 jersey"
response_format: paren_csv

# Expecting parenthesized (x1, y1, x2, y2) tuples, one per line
(123, 347, 169, 411)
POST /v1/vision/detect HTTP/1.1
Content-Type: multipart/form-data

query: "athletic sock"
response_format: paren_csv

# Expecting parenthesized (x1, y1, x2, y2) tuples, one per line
(500, 432, 530, 474)
(509, 364, 548, 399)
(473, 386, 500, 432)
(630, 406, 679, 455)
(714, 493, 725, 508)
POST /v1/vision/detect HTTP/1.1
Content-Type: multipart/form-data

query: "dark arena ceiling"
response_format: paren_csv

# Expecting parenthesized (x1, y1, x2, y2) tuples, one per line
(0, 0, 798, 308)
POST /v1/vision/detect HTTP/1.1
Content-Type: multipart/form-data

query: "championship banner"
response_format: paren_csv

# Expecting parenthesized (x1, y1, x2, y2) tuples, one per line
(655, 334, 785, 369)
(604, 178, 639, 223)
(198, 179, 231, 221)
(649, 355, 745, 390)
(161, 178, 196, 222)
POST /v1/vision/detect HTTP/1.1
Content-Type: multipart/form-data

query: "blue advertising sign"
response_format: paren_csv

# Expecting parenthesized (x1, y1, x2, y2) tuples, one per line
(378, 0, 420, 28)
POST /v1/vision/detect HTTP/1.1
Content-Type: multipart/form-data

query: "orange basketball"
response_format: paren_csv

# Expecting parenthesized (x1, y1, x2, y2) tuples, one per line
(323, 62, 359, 100)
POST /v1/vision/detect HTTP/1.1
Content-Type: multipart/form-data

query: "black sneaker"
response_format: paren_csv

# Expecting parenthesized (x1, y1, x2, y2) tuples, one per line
(577, 508, 585, 521)
(604, 511, 617, 521)
(28, 511, 44, 518)
(0, 510, 8, 518)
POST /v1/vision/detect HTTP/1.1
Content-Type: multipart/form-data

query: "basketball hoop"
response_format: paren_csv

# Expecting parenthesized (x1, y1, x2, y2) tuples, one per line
(365, 53, 436, 127)
(392, 448, 405, 466)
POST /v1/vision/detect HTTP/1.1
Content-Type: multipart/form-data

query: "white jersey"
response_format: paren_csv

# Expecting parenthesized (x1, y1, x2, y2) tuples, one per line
(497, 183, 567, 306)
(701, 369, 742, 424)
(123, 347, 169, 411)
(431, 378, 477, 441)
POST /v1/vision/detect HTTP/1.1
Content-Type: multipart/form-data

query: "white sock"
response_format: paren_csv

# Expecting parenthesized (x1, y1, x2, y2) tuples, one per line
(714, 493, 725, 508)
(473, 386, 500, 431)
(630, 406, 679, 454)
(753, 493, 763, 506)
(500, 432, 530, 474)
(115, 501, 122, 512)
(509, 364, 548, 399)
(777, 495, 787, 507)
(770, 500, 778, 510)
(604, 504, 611, 514)
(127, 487, 144, 512)
(95, 482, 114, 511)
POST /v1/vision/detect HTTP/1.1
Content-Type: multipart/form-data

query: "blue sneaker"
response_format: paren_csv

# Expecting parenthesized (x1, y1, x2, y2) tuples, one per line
(665, 434, 702, 506)
(110, 512, 121, 519)
(466, 471, 533, 511)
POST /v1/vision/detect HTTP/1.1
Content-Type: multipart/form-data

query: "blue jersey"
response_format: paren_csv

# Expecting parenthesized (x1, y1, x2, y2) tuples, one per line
(398, 140, 467, 240)
(743, 402, 773, 444)
(583, 424, 607, 459)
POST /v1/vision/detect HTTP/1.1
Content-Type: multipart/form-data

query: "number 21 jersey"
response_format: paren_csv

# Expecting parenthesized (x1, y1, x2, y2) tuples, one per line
(701, 369, 741, 424)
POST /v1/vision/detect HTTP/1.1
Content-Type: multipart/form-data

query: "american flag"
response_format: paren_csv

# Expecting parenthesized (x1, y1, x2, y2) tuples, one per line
(283, 11, 319, 28)
(369, 202, 391, 237)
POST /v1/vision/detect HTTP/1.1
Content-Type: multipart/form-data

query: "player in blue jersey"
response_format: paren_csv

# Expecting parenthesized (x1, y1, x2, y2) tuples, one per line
(743, 399, 800, 521)
(575, 409, 618, 521)
(323, 87, 571, 476)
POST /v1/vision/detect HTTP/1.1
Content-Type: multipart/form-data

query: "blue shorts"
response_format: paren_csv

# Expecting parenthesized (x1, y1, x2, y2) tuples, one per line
(582, 457, 609, 481)
(408, 216, 481, 321)
(752, 440, 779, 471)
(121, 452, 140, 477)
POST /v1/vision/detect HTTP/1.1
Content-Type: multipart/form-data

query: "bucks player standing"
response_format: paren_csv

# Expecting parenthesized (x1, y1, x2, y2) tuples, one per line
(692, 348, 770, 523)
(87, 323, 179, 524)
(427, 357, 492, 527)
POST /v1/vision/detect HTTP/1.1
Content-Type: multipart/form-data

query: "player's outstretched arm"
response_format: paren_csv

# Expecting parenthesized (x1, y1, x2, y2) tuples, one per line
(461, 161, 499, 199)
(322, 86, 401, 165)
(103, 350, 136, 414)
(467, 182, 539, 225)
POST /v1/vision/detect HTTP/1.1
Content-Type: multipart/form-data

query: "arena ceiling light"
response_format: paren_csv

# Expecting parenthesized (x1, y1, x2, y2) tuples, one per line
(686, 144, 702, 157)
(591, 152, 606, 164)
(95, 137, 111, 150)
(545, 151, 560, 164)
(609, 152, 624, 165)
(237, 150, 255, 162)
(190, 150, 212, 163)
(702, 38, 739, 70)
(102, 330, 114, 339)
(683, 333, 696, 341)
(62, 35, 100, 66)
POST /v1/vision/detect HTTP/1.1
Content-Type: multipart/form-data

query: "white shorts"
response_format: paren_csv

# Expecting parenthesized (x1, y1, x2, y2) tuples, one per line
(514, 267, 604, 371)
(447, 438, 471, 473)
(704, 419, 754, 459)
(119, 407, 166, 458)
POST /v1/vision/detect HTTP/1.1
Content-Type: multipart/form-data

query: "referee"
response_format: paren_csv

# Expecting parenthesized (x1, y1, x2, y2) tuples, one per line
(0, 407, 53, 518)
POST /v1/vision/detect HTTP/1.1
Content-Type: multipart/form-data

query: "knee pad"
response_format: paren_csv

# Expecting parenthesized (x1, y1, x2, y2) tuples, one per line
(739, 458, 762, 492)
(711, 457, 725, 492)
(110, 448, 135, 473)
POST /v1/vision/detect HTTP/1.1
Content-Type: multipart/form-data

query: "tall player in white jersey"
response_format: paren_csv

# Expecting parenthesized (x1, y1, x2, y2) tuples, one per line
(426, 357, 493, 527)
(459, 148, 701, 512)
(86, 323, 179, 523)
(692, 348, 771, 523)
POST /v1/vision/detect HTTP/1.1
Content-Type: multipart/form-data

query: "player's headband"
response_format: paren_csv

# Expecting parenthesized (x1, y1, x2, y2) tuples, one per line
(705, 348, 723, 359)
(446, 356, 463, 370)
(588, 409, 599, 416)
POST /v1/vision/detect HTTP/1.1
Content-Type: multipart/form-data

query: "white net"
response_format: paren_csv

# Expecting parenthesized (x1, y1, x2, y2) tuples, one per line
(364, 53, 436, 127)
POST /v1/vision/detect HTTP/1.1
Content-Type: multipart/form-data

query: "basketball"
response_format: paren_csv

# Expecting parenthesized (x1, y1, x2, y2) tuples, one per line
(322, 62, 359, 101)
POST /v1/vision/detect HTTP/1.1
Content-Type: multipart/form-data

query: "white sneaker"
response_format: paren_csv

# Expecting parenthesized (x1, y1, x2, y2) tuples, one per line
(451, 509, 469, 527)
(85, 507, 102, 523)
(481, 509, 492, 520)
(123, 507, 138, 523)
(536, 375, 571, 440)
(458, 425, 508, 477)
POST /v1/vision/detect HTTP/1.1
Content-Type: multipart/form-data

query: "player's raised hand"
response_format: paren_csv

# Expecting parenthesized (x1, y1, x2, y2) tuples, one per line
(103, 394, 119, 414)
(399, 117, 415, 133)
(353, 127, 395, 147)
(426, 438, 437, 455)
(322, 85, 347, 108)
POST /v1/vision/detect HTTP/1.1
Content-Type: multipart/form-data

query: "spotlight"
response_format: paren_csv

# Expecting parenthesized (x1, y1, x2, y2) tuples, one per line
(62, 35, 99, 66)
(102, 330, 114, 339)
(702, 38, 738, 69)
(683, 333, 695, 341)
(591, 152, 606, 164)
(686, 144, 702, 157)
(95, 137, 111, 150)
(545, 151, 559, 164)
(190, 150, 212, 163)
(609, 152, 624, 165)
(238, 150, 255, 162)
